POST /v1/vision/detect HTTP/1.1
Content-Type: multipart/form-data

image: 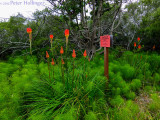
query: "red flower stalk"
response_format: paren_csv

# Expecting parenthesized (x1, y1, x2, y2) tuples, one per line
(27, 27, 32, 54)
(72, 49, 76, 86)
(137, 37, 140, 42)
(134, 42, 136, 47)
(72, 49, 76, 58)
(46, 51, 51, 82)
(83, 50, 87, 57)
(50, 34, 54, 40)
(51, 58, 55, 83)
(153, 45, 155, 50)
(51, 58, 55, 65)
(138, 45, 141, 49)
(88, 58, 90, 62)
(46, 51, 49, 58)
(60, 46, 64, 54)
(62, 59, 65, 64)
(26, 28, 32, 34)
(65, 29, 69, 37)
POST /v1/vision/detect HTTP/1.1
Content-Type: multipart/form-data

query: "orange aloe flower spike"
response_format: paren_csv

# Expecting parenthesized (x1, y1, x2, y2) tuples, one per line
(137, 37, 140, 42)
(153, 45, 155, 50)
(26, 28, 32, 34)
(62, 59, 65, 64)
(65, 29, 69, 37)
(83, 50, 87, 57)
(46, 51, 49, 58)
(51, 58, 55, 65)
(134, 42, 136, 47)
(60, 46, 64, 54)
(50, 34, 53, 39)
(138, 45, 141, 49)
(72, 49, 76, 58)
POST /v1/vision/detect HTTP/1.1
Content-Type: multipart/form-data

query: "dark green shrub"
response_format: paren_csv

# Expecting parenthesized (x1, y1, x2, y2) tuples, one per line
(13, 57, 24, 66)
(110, 95, 124, 107)
(85, 111, 97, 120)
(125, 91, 136, 100)
(0, 73, 7, 81)
(153, 73, 160, 85)
(120, 64, 135, 80)
(130, 79, 142, 91)
(112, 87, 121, 96)
(121, 85, 130, 96)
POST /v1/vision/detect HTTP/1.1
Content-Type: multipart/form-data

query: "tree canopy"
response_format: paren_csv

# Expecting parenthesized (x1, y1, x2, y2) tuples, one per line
(0, 0, 160, 58)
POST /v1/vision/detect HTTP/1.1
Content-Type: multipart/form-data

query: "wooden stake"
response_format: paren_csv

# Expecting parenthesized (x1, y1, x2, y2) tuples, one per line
(104, 47, 109, 80)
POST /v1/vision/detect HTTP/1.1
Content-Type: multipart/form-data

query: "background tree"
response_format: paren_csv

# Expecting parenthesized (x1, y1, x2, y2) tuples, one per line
(46, 0, 125, 58)
(0, 14, 28, 58)
(1, 0, 160, 59)
(0, 9, 65, 58)
(138, 0, 160, 50)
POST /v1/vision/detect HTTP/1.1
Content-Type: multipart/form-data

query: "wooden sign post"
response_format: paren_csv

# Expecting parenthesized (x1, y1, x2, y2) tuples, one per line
(100, 35, 110, 79)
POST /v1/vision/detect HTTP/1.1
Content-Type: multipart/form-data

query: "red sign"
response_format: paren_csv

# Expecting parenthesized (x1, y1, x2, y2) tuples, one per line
(100, 35, 110, 47)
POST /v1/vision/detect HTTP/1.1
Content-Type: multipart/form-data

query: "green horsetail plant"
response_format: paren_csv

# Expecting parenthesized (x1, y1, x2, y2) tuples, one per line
(149, 93, 160, 118)
(26, 28, 32, 55)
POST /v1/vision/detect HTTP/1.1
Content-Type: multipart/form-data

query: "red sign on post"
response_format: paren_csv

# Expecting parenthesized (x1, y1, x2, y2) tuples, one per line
(100, 35, 110, 47)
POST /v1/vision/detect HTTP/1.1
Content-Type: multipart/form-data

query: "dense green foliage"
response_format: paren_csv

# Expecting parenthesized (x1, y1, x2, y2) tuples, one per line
(0, 0, 160, 119)
(0, 50, 159, 119)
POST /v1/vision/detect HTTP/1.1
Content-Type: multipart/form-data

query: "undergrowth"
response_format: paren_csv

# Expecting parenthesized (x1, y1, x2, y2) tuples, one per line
(0, 51, 159, 119)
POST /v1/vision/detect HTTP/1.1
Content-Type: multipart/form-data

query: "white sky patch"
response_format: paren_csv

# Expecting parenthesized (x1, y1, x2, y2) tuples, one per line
(0, 0, 51, 20)
(0, 0, 137, 21)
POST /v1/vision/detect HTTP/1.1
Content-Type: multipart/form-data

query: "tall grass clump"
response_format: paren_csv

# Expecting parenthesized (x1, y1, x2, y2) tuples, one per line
(21, 57, 108, 120)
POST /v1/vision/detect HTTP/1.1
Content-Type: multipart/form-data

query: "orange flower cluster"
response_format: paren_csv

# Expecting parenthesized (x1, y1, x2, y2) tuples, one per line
(138, 45, 141, 49)
(44, 29, 89, 69)
(134, 37, 141, 50)
(134, 42, 136, 47)
(50, 34, 53, 40)
(137, 37, 140, 42)
(72, 49, 76, 58)
(26, 28, 32, 34)
(46, 51, 49, 58)
(61, 59, 65, 64)
(153, 45, 155, 50)
(83, 50, 87, 57)
(51, 58, 55, 65)
(60, 46, 64, 54)
(65, 29, 69, 37)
